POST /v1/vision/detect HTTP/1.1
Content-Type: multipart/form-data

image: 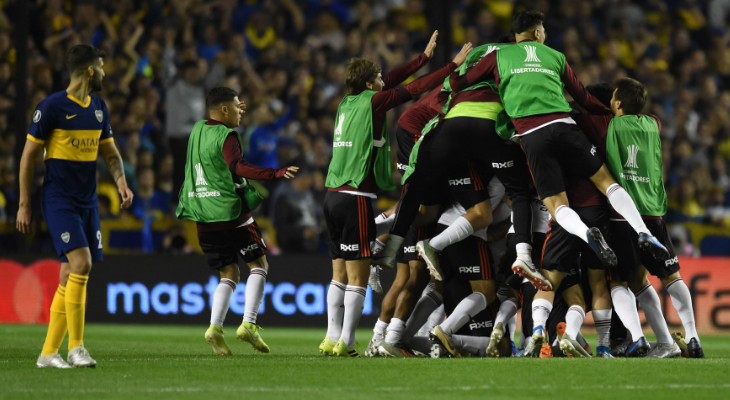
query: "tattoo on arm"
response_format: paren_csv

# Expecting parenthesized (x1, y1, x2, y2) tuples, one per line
(106, 154, 124, 182)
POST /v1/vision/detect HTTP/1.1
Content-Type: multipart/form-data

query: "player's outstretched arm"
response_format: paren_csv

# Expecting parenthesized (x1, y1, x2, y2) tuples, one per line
(100, 140, 133, 209)
(16, 139, 44, 234)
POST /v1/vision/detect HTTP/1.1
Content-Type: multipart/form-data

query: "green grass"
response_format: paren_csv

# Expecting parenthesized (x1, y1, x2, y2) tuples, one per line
(1, 324, 729, 400)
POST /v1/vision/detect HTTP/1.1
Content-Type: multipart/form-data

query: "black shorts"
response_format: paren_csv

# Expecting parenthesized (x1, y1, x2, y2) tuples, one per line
(541, 206, 610, 273)
(442, 276, 498, 337)
(198, 222, 267, 270)
(610, 218, 679, 281)
(323, 191, 375, 260)
(395, 124, 419, 175)
(519, 122, 603, 199)
(438, 224, 494, 282)
(396, 225, 436, 263)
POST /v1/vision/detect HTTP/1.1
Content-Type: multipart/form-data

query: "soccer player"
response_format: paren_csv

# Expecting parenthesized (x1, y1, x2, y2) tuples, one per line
(379, 41, 549, 292)
(604, 78, 695, 357)
(367, 87, 442, 357)
(18, 44, 134, 368)
(321, 31, 472, 357)
(176, 87, 298, 356)
(449, 10, 670, 270)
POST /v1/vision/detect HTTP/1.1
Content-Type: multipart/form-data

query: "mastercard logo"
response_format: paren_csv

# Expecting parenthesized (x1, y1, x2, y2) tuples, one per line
(0, 259, 61, 323)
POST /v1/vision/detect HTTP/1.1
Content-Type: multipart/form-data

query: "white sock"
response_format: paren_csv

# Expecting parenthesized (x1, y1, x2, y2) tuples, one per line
(564, 305, 585, 340)
(341, 285, 367, 346)
(380, 234, 405, 258)
(243, 268, 267, 324)
(326, 281, 346, 342)
(532, 298, 553, 331)
(635, 285, 673, 344)
(666, 278, 699, 343)
(515, 242, 533, 263)
(592, 309, 612, 347)
(452, 334, 489, 357)
(372, 319, 389, 341)
(495, 298, 519, 326)
(375, 212, 395, 236)
(429, 216, 474, 251)
(554, 205, 590, 244)
(210, 278, 236, 327)
(508, 314, 517, 343)
(384, 318, 405, 344)
(606, 183, 649, 234)
(610, 285, 644, 341)
(422, 304, 446, 337)
(440, 292, 487, 335)
(404, 284, 443, 339)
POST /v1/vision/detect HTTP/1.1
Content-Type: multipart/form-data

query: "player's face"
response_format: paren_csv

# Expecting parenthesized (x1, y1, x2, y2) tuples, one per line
(610, 88, 620, 115)
(368, 73, 384, 92)
(90, 58, 105, 92)
(226, 96, 245, 127)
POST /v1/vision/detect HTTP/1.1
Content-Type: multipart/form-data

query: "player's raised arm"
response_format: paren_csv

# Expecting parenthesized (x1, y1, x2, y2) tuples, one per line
(16, 139, 44, 234)
(100, 139, 133, 209)
(423, 30, 438, 59)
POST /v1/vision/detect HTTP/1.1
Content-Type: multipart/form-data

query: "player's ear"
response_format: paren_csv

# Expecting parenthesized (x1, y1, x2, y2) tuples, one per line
(87, 65, 94, 77)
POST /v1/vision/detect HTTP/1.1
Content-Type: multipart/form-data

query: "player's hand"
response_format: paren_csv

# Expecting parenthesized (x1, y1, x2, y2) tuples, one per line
(452, 42, 473, 67)
(423, 30, 438, 59)
(16, 204, 32, 234)
(283, 166, 299, 179)
(118, 182, 134, 209)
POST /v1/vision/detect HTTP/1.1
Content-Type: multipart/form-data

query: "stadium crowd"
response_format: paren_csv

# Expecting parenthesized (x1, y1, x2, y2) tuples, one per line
(0, 0, 729, 256)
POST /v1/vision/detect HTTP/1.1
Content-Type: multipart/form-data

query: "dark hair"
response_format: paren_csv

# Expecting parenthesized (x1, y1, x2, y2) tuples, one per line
(512, 11, 544, 34)
(614, 77, 647, 115)
(66, 44, 105, 74)
(345, 58, 381, 95)
(206, 87, 239, 109)
(586, 82, 614, 109)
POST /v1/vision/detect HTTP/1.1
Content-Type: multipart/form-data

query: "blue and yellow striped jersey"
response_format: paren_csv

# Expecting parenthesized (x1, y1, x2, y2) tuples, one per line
(28, 90, 113, 208)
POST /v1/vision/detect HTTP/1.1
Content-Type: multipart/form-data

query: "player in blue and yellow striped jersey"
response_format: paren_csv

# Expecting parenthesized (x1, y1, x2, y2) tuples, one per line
(17, 44, 133, 369)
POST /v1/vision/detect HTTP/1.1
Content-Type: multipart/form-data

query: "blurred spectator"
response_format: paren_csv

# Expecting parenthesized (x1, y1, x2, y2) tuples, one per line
(164, 60, 205, 193)
(270, 166, 323, 253)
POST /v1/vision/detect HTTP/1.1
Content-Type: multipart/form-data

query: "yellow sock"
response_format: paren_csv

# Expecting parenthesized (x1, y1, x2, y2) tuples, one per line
(66, 273, 88, 350)
(41, 285, 68, 356)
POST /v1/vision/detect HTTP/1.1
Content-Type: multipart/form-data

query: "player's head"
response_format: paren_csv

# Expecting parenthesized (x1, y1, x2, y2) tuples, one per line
(611, 77, 646, 115)
(206, 86, 245, 128)
(345, 58, 383, 95)
(512, 11, 546, 44)
(66, 44, 106, 92)
(586, 82, 614, 109)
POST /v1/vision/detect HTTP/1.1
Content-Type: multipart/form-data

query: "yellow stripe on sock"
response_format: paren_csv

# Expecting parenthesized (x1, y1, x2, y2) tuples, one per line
(66, 274, 88, 350)
(41, 285, 68, 356)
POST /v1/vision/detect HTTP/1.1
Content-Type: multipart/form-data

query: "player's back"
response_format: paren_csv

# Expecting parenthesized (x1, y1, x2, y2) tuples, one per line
(28, 90, 113, 208)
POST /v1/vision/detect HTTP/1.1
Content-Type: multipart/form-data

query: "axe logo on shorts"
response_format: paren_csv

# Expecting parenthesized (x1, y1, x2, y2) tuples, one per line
(459, 266, 481, 274)
(491, 160, 514, 169)
(469, 321, 493, 330)
(403, 246, 416, 254)
(448, 177, 472, 186)
(340, 243, 360, 252)
(240, 243, 260, 254)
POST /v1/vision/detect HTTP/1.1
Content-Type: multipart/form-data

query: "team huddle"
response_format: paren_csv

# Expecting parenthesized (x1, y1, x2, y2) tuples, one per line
(320, 10, 704, 359)
(21, 10, 704, 369)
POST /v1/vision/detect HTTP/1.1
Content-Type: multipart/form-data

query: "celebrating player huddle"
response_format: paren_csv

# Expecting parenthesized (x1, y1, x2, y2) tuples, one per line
(322, 10, 704, 359)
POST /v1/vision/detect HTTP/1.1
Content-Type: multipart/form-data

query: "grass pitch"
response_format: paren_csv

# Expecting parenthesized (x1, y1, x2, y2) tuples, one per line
(1, 324, 729, 400)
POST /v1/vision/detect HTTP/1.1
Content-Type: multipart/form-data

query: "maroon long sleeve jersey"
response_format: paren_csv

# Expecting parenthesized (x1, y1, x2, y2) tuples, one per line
(331, 53, 457, 194)
(197, 119, 289, 232)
